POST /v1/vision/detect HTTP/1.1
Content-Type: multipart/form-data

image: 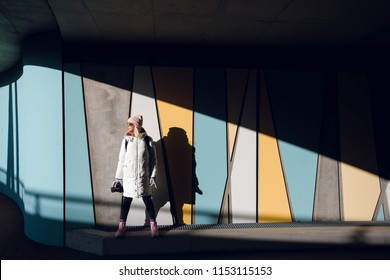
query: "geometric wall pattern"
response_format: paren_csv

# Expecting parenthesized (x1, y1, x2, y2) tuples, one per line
(2, 59, 390, 245)
(75, 65, 389, 226)
(265, 70, 326, 222)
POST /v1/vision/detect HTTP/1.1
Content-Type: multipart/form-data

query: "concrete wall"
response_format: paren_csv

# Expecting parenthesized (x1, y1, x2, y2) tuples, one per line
(82, 64, 132, 226)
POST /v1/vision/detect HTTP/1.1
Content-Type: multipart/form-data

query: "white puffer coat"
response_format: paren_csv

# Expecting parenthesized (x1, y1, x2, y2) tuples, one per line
(115, 132, 157, 198)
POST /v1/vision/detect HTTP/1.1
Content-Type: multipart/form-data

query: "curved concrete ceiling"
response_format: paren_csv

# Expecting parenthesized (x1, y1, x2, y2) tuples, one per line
(1, 0, 390, 73)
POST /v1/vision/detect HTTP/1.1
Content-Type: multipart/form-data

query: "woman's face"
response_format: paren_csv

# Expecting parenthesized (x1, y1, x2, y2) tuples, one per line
(127, 122, 134, 134)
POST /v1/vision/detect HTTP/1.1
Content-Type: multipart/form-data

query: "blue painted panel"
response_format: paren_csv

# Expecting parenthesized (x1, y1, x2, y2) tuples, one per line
(8, 83, 20, 199)
(0, 85, 8, 186)
(194, 68, 227, 224)
(378, 204, 385, 221)
(18, 65, 63, 245)
(266, 71, 325, 221)
(278, 141, 318, 221)
(64, 64, 95, 228)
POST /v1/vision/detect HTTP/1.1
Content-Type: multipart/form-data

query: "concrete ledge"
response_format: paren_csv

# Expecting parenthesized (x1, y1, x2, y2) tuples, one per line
(66, 223, 390, 256)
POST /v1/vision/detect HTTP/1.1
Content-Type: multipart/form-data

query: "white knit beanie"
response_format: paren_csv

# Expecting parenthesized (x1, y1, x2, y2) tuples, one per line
(128, 115, 143, 128)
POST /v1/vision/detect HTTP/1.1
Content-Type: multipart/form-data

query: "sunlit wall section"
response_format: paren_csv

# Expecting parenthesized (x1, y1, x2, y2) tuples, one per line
(153, 67, 194, 225)
(0, 85, 9, 188)
(338, 73, 381, 221)
(64, 63, 95, 229)
(17, 65, 63, 246)
(130, 66, 172, 225)
(231, 70, 257, 223)
(266, 71, 324, 222)
(258, 71, 292, 223)
(194, 68, 227, 224)
(83, 64, 133, 226)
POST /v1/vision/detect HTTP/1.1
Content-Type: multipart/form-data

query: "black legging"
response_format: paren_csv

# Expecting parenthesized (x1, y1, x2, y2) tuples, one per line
(120, 195, 156, 221)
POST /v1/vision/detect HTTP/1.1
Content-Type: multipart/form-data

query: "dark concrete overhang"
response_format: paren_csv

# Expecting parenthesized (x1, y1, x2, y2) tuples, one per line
(1, 0, 390, 74)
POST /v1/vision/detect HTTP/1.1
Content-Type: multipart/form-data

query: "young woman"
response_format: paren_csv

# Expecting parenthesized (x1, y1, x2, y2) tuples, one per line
(112, 115, 159, 238)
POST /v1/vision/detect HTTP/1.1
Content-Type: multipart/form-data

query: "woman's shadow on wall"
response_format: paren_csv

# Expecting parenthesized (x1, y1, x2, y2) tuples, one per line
(152, 127, 202, 225)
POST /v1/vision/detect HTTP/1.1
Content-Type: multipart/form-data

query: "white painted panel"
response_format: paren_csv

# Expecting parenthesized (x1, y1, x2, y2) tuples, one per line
(386, 180, 390, 220)
(231, 70, 257, 223)
(131, 66, 160, 140)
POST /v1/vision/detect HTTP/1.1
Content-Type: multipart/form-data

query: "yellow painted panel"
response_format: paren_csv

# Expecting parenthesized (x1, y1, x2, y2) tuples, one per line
(338, 73, 381, 221)
(258, 70, 292, 222)
(227, 122, 237, 161)
(341, 163, 380, 221)
(259, 133, 292, 222)
(153, 67, 194, 224)
(182, 204, 192, 225)
(156, 101, 193, 144)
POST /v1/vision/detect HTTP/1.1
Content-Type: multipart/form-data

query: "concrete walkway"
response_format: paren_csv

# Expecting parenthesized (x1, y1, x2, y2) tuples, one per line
(67, 222, 390, 257)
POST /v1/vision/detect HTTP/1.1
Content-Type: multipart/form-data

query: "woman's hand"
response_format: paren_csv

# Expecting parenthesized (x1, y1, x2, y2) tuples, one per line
(149, 177, 157, 188)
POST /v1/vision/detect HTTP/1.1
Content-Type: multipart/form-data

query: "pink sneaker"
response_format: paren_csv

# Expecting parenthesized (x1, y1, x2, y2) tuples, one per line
(115, 220, 126, 238)
(150, 220, 159, 238)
